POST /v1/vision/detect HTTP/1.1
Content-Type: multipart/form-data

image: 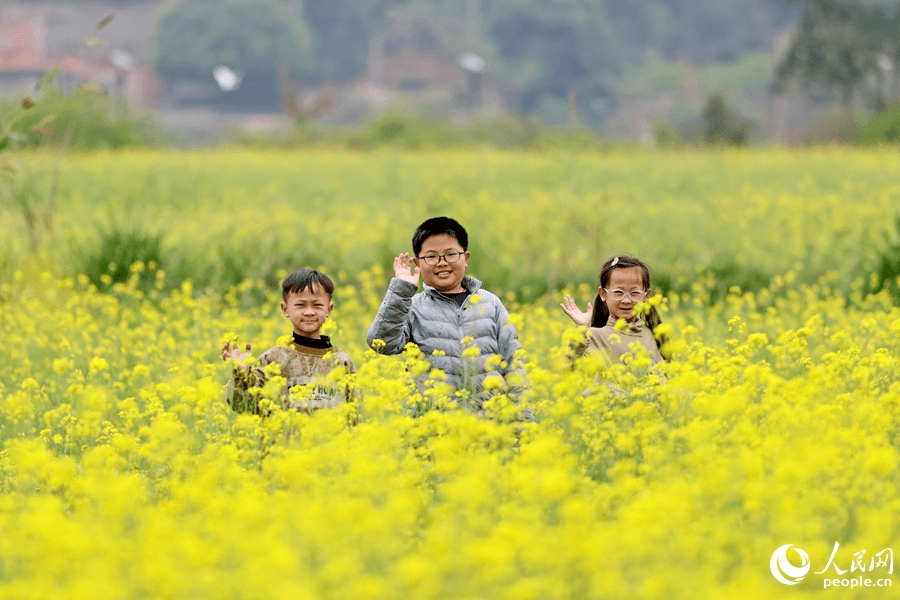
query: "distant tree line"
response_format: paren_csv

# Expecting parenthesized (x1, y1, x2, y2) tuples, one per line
(773, 0, 900, 113)
(147, 0, 794, 121)
(26, 0, 900, 126)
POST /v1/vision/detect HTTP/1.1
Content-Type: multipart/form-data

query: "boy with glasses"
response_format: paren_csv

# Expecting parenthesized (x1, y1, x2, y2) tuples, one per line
(366, 216, 527, 412)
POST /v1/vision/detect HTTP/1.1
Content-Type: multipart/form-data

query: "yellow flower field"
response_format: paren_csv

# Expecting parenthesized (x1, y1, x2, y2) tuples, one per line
(3, 146, 900, 297)
(0, 148, 898, 598)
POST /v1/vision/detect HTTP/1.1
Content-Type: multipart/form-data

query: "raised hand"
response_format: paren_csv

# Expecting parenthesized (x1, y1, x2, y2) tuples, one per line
(560, 295, 593, 328)
(222, 342, 253, 373)
(393, 252, 420, 287)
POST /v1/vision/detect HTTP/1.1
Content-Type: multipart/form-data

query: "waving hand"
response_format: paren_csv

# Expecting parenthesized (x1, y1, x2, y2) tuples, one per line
(560, 295, 593, 328)
(393, 253, 420, 287)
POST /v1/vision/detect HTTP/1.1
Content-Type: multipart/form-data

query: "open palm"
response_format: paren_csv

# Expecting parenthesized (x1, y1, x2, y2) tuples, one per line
(393, 253, 420, 287)
(560, 295, 593, 328)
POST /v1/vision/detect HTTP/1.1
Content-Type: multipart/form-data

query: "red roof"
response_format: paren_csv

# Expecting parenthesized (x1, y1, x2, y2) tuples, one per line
(0, 21, 112, 77)
(0, 22, 43, 50)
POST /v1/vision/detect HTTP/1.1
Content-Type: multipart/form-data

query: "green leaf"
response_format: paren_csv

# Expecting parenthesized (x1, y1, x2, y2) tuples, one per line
(34, 63, 61, 93)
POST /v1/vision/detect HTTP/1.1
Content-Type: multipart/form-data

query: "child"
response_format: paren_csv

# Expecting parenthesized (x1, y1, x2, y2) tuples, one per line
(561, 255, 669, 366)
(223, 269, 355, 414)
(366, 216, 525, 407)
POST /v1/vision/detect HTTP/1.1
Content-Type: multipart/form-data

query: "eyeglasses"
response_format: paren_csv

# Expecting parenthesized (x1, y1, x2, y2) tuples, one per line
(418, 251, 465, 266)
(604, 288, 648, 301)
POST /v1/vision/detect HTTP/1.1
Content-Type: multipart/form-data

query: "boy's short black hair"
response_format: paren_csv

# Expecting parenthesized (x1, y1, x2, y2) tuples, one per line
(412, 216, 469, 257)
(282, 269, 335, 300)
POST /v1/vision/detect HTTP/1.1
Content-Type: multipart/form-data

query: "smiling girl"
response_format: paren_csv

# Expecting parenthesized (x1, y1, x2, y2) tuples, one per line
(561, 255, 670, 366)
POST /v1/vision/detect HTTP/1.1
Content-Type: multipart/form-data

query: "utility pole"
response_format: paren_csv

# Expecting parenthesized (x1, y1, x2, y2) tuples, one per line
(463, 0, 481, 44)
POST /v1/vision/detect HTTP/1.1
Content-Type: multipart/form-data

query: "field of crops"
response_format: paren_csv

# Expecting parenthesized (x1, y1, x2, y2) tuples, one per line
(1, 148, 899, 598)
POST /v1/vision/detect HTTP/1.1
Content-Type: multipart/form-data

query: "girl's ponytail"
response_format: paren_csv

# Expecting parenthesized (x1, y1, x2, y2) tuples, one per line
(589, 289, 607, 328)
(646, 304, 671, 361)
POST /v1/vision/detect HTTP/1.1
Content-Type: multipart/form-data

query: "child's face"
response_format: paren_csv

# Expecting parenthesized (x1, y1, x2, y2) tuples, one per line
(414, 233, 470, 293)
(599, 267, 647, 323)
(281, 285, 333, 339)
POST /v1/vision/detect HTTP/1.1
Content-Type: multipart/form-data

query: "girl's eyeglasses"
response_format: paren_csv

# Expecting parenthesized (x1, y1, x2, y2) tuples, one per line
(604, 288, 648, 301)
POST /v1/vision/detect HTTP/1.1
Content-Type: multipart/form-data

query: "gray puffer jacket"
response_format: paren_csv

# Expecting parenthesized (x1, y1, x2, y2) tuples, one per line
(366, 276, 524, 394)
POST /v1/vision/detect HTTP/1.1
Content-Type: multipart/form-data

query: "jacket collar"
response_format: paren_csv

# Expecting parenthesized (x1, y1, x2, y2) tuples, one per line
(423, 275, 482, 298)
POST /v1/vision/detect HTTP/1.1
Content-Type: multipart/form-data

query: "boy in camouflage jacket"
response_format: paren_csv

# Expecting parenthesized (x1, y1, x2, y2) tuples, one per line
(223, 270, 355, 414)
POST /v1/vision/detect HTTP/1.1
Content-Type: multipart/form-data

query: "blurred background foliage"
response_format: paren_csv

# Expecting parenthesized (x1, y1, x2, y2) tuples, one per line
(3, 148, 900, 306)
(0, 87, 163, 149)
(5, 0, 900, 145)
(148, 0, 793, 111)
(148, 0, 900, 142)
(152, 0, 315, 111)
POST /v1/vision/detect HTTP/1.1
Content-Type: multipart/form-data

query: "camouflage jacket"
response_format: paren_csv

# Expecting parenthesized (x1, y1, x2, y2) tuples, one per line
(226, 337, 355, 414)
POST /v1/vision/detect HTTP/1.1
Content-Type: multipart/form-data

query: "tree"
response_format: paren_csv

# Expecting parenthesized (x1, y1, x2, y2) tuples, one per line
(485, 0, 622, 124)
(299, 0, 376, 84)
(603, 0, 797, 64)
(773, 0, 893, 113)
(702, 92, 750, 145)
(153, 0, 313, 81)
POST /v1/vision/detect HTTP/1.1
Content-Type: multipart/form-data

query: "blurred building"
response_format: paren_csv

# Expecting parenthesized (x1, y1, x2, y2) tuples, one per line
(0, 8, 158, 108)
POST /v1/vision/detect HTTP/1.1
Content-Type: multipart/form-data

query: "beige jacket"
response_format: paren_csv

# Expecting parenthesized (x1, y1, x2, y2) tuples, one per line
(572, 316, 664, 367)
